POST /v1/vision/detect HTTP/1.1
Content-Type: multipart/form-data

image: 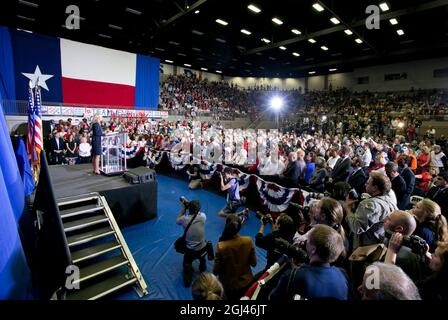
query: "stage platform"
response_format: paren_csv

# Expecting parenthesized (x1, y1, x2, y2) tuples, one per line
(49, 164, 157, 227)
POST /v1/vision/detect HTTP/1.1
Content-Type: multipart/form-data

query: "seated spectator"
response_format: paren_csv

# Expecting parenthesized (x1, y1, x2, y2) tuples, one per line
(192, 273, 224, 301)
(412, 199, 448, 252)
(344, 173, 398, 249)
(78, 137, 92, 164)
(213, 214, 257, 300)
(270, 225, 349, 300)
(358, 262, 421, 300)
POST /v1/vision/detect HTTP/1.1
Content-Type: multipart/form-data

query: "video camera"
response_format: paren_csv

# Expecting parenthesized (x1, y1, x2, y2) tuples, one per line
(273, 238, 308, 264)
(261, 213, 274, 225)
(385, 230, 427, 256)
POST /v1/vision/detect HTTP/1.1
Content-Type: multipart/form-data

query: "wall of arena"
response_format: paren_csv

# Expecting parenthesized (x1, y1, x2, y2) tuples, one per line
(161, 57, 448, 92)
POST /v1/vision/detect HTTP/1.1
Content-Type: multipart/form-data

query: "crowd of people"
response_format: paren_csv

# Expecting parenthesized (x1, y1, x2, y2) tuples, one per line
(43, 85, 448, 301)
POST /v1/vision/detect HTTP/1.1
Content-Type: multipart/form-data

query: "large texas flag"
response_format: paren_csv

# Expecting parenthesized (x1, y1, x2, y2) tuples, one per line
(11, 30, 159, 109)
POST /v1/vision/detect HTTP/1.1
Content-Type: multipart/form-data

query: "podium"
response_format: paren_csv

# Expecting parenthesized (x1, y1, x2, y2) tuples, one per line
(101, 132, 127, 175)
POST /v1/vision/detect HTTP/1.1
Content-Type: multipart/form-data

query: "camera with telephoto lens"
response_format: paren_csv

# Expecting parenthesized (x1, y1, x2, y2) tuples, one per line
(348, 189, 360, 201)
(273, 238, 309, 263)
(385, 230, 427, 256)
(180, 196, 190, 209)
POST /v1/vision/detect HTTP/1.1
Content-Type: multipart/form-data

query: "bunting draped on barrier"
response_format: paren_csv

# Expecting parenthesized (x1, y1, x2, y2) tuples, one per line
(119, 145, 144, 159)
(139, 149, 306, 214)
(199, 162, 217, 180)
(168, 152, 190, 171)
(256, 179, 298, 212)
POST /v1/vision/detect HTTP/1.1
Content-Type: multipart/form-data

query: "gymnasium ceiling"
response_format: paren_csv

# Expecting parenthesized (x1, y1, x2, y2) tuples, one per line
(2, 0, 448, 77)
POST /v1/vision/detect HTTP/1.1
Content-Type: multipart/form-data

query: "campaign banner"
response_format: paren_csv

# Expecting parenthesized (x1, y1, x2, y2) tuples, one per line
(73, 107, 86, 116)
(84, 108, 94, 118)
(61, 107, 74, 116)
(47, 106, 62, 115)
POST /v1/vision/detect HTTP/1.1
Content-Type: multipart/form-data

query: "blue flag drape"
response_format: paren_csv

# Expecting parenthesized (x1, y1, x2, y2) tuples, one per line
(0, 27, 17, 116)
(0, 95, 32, 299)
(135, 54, 160, 110)
(14, 137, 35, 196)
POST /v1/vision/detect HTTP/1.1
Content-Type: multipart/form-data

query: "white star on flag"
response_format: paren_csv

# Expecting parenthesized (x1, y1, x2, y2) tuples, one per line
(22, 65, 54, 91)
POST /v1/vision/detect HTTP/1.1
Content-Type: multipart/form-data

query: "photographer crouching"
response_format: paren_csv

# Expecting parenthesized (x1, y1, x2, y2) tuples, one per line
(176, 197, 213, 287)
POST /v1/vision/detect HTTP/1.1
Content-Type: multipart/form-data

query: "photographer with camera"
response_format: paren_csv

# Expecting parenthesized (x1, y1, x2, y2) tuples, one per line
(176, 198, 210, 287)
(383, 210, 426, 282)
(218, 167, 249, 220)
(255, 213, 296, 272)
(269, 225, 350, 300)
(186, 164, 202, 190)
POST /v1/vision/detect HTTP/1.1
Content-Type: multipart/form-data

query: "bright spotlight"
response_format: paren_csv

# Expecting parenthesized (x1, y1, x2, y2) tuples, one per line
(322, 115, 327, 121)
(270, 97, 283, 111)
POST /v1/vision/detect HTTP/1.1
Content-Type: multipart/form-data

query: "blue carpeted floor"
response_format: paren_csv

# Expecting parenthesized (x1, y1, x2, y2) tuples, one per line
(113, 174, 268, 300)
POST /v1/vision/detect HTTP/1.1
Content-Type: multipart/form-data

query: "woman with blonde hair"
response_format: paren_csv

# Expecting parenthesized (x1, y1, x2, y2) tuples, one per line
(417, 146, 431, 173)
(91, 113, 103, 174)
(191, 272, 224, 300)
(412, 199, 448, 252)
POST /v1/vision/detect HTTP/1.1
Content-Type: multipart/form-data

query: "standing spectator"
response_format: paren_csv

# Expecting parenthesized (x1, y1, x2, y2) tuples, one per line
(412, 199, 448, 252)
(430, 145, 448, 174)
(309, 157, 328, 192)
(344, 173, 398, 249)
(358, 262, 421, 300)
(270, 225, 349, 300)
(78, 137, 92, 164)
(347, 157, 367, 196)
(187, 164, 202, 189)
(218, 168, 249, 219)
(213, 214, 257, 300)
(65, 134, 78, 164)
(176, 200, 208, 287)
(426, 171, 448, 218)
(192, 273, 224, 300)
(91, 114, 103, 175)
(50, 131, 64, 165)
(385, 162, 408, 210)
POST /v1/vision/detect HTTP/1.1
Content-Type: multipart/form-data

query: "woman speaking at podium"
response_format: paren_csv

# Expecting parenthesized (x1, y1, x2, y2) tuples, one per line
(91, 113, 103, 175)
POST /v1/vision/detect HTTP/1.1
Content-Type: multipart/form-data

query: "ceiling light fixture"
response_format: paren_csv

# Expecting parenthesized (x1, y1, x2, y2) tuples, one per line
(272, 17, 283, 25)
(355, 38, 363, 44)
(379, 3, 390, 12)
(292, 52, 300, 57)
(321, 46, 329, 51)
(312, 3, 324, 12)
(248, 4, 261, 13)
(261, 38, 271, 43)
(216, 19, 228, 26)
(241, 29, 252, 35)
(291, 29, 301, 35)
(184, 63, 192, 67)
(389, 18, 398, 25)
(125, 8, 142, 15)
(279, 46, 287, 50)
(308, 38, 316, 43)
(330, 17, 340, 24)
(344, 29, 353, 35)
(165, 60, 173, 63)
(397, 29, 404, 36)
